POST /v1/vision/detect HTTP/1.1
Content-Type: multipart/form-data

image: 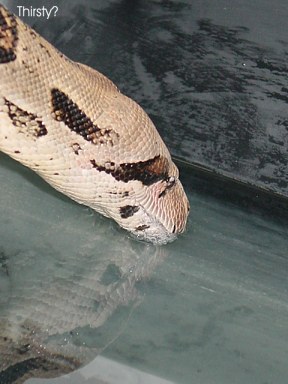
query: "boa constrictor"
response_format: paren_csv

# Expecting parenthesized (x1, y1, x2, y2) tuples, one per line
(0, 4, 189, 244)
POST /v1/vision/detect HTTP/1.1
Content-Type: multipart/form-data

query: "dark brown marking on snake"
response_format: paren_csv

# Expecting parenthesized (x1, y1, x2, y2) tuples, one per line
(71, 142, 82, 155)
(119, 205, 140, 219)
(58, 52, 73, 63)
(4, 98, 47, 137)
(0, 6, 18, 63)
(109, 190, 130, 197)
(51, 88, 119, 145)
(30, 30, 36, 38)
(21, 59, 34, 73)
(39, 41, 51, 57)
(90, 155, 169, 186)
(14, 150, 20, 153)
(136, 224, 150, 231)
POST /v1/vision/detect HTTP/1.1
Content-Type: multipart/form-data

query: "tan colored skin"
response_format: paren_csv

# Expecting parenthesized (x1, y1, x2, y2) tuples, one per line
(0, 5, 189, 244)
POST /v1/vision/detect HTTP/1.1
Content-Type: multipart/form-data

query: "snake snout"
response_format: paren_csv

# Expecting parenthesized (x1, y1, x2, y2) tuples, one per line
(132, 174, 189, 244)
(159, 179, 190, 235)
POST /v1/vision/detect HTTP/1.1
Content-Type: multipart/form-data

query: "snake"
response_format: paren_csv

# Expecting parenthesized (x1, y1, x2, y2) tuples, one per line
(0, 4, 189, 244)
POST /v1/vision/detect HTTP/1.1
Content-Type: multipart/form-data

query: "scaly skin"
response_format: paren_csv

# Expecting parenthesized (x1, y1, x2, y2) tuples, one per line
(0, 4, 189, 244)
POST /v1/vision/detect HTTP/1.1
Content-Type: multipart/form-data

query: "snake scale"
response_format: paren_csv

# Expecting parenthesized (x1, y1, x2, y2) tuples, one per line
(0, 4, 189, 244)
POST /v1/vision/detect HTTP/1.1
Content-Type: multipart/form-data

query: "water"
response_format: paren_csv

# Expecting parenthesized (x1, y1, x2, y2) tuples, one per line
(1, 0, 288, 383)
(0, 152, 287, 384)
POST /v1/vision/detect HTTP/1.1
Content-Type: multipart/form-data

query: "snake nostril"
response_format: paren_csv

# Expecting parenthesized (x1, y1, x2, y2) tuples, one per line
(172, 224, 176, 233)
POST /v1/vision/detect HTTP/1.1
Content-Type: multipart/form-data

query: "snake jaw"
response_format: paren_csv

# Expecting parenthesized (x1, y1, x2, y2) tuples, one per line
(145, 163, 189, 234)
(112, 170, 189, 245)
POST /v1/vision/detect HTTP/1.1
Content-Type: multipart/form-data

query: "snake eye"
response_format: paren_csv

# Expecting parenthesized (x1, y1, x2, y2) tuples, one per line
(166, 176, 176, 189)
(158, 176, 176, 198)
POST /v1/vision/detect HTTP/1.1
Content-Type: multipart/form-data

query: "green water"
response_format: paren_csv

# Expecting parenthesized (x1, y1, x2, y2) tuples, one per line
(0, 152, 287, 384)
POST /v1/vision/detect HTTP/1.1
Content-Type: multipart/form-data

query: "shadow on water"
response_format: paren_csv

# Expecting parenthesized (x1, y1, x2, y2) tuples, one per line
(0, 159, 167, 382)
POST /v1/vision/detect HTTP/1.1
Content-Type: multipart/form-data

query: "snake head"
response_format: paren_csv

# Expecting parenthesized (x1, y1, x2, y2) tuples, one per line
(113, 159, 190, 245)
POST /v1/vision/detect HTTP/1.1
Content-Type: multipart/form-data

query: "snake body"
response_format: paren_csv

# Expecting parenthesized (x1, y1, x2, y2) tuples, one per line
(0, 5, 189, 244)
